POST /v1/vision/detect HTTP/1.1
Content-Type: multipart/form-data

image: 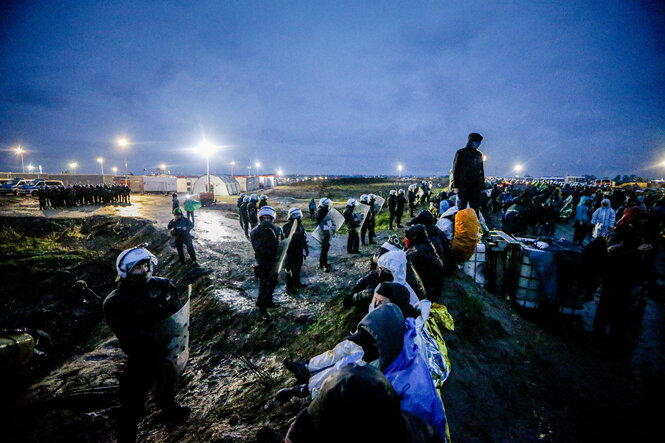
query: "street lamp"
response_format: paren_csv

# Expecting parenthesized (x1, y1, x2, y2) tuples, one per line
(160, 163, 166, 174)
(198, 139, 216, 193)
(97, 157, 104, 175)
(112, 166, 118, 176)
(255, 161, 261, 178)
(69, 162, 78, 173)
(483, 155, 488, 162)
(230, 161, 236, 176)
(27, 164, 34, 173)
(117, 137, 129, 184)
(15, 146, 25, 174)
(397, 163, 403, 178)
(514, 164, 523, 177)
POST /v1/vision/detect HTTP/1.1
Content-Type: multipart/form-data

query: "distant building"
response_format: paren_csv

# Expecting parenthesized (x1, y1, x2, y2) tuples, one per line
(234, 175, 260, 192)
(176, 176, 198, 194)
(192, 175, 240, 197)
(143, 175, 177, 193)
(259, 174, 276, 188)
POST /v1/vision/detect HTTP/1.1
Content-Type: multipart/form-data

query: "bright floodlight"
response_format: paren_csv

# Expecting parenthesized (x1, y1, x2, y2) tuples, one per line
(112, 167, 118, 172)
(483, 155, 488, 162)
(255, 162, 261, 168)
(277, 169, 283, 176)
(27, 164, 34, 171)
(15, 146, 23, 154)
(117, 138, 128, 147)
(198, 139, 215, 157)
(514, 164, 523, 173)
(230, 161, 236, 166)
(160, 163, 166, 170)
(69, 162, 78, 169)
(397, 164, 403, 171)
(97, 157, 103, 163)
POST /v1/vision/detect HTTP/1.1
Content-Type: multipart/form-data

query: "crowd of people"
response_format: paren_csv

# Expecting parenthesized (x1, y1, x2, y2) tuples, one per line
(36, 184, 132, 209)
(99, 131, 665, 442)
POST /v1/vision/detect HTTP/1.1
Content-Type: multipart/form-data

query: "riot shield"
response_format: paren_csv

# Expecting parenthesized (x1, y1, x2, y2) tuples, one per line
(559, 195, 573, 219)
(373, 196, 386, 215)
(272, 222, 297, 275)
(354, 203, 371, 231)
(155, 285, 190, 380)
(312, 207, 346, 243)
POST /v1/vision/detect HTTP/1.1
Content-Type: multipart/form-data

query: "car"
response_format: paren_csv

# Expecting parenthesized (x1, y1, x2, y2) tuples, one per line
(17, 179, 64, 196)
(0, 178, 27, 195)
(17, 179, 45, 196)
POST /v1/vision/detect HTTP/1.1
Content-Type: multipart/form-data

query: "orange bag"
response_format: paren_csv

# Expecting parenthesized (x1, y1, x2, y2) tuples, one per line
(452, 208, 481, 262)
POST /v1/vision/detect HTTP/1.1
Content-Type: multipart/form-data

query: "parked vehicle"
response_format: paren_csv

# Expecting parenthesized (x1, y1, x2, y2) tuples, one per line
(17, 179, 45, 195)
(17, 179, 64, 196)
(0, 178, 27, 195)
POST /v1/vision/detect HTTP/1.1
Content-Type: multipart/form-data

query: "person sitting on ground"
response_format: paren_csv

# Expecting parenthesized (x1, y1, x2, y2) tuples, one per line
(405, 225, 444, 302)
(344, 236, 425, 307)
(407, 210, 452, 272)
(284, 365, 444, 443)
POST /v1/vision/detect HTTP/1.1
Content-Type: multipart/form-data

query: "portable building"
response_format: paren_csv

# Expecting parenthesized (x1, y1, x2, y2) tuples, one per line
(143, 175, 177, 193)
(192, 175, 240, 197)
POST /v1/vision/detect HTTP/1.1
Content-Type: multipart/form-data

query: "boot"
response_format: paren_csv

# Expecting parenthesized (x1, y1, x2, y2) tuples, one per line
(275, 384, 309, 403)
(283, 358, 310, 383)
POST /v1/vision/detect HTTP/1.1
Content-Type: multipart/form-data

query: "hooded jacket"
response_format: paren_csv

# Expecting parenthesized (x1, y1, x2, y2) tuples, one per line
(590, 199, 616, 238)
(376, 250, 420, 305)
(405, 225, 444, 301)
(410, 210, 449, 265)
(359, 305, 447, 439)
(436, 206, 458, 242)
(287, 365, 444, 443)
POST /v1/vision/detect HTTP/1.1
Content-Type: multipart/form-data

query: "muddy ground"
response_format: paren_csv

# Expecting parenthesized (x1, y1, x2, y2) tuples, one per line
(1, 188, 664, 442)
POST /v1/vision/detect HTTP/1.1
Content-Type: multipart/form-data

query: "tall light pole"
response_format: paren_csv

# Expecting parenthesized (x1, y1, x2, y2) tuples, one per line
(112, 166, 118, 176)
(198, 140, 215, 193)
(97, 157, 104, 175)
(27, 164, 35, 174)
(255, 161, 261, 178)
(38, 165, 42, 178)
(15, 146, 25, 174)
(117, 137, 129, 184)
(230, 161, 236, 176)
(397, 163, 403, 178)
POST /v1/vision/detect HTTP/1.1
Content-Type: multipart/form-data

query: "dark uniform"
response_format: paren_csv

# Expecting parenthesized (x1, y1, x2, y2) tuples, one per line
(408, 187, 417, 217)
(343, 203, 360, 253)
(388, 193, 397, 230)
(396, 191, 406, 228)
(451, 133, 485, 211)
(317, 203, 332, 271)
(250, 219, 282, 313)
(308, 198, 317, 220)
(38, 187, 47, 210)
(168, 216, 197, 264)
(248, 199, 259, 229)
(103, 277, 188, 442)
(239, 198, 250, 238)
(283, 218, 309, 293)
(360, 198, 376, 245)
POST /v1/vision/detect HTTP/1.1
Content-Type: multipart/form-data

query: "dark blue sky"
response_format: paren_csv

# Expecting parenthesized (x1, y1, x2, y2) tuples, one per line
(1, 0, 664, 177)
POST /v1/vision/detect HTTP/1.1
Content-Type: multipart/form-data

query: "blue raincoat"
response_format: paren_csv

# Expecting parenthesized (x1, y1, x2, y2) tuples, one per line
(383, 317, 447, 440)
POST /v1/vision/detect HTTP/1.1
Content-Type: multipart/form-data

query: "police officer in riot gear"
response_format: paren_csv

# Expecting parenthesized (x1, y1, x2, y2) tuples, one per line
(283, 208, 309, 295)
(251, 206, 283, 318)
(360, 194, 376, 245)
(167, 208, 197, 264)
(316, 198, 333, 272)
(103, 247, 190, 442)
(239, 195, 250, 238)
(248, 194, 259, 229)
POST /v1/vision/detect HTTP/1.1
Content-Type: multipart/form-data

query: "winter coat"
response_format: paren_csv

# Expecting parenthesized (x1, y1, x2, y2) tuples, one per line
(591, 199, 616, 238)
(167, 217, 194, 240)
(250, 220, 282, 269)
(397, 194, 407, 212)
(575, 199, 592, 225)
(376, 250, 420, 305)
(248, 201, 258, 224)
(388, 194, 397, 212)
(409, 211, 446, 262)
(405, 225, 444, 300)
(450, 145, 484, 190)
(103, 277, 183, 360)
(288, 365, 444, 443)
(436, 206, 458, 242)
(283, 219, 309, 261)
(361, 305, 447, 439)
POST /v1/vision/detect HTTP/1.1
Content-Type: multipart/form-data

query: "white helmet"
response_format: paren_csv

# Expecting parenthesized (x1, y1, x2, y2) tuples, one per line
(390, 190, 396, 195)
(399, 189, 405, 194)
(240, 193, 246, 198)
(360, 194, 368, 203)
(319, 198, 331, 207)
(347, 198, 357, 206)
(258, 205, 276, 219)
(116, 247, 158, 279)
(250, 194, 258, 201)
(243, 196, 250, 202)
(260, 194, 267, 200)
(288, 207, 303, 219)
(368, 193, 375, 200)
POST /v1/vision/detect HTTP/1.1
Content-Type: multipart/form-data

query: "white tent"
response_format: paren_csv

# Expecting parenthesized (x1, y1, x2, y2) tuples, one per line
(192, 175, 240, 197)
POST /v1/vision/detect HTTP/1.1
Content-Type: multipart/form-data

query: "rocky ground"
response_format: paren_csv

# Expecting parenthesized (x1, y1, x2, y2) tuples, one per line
(2, 187, 664, 442)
